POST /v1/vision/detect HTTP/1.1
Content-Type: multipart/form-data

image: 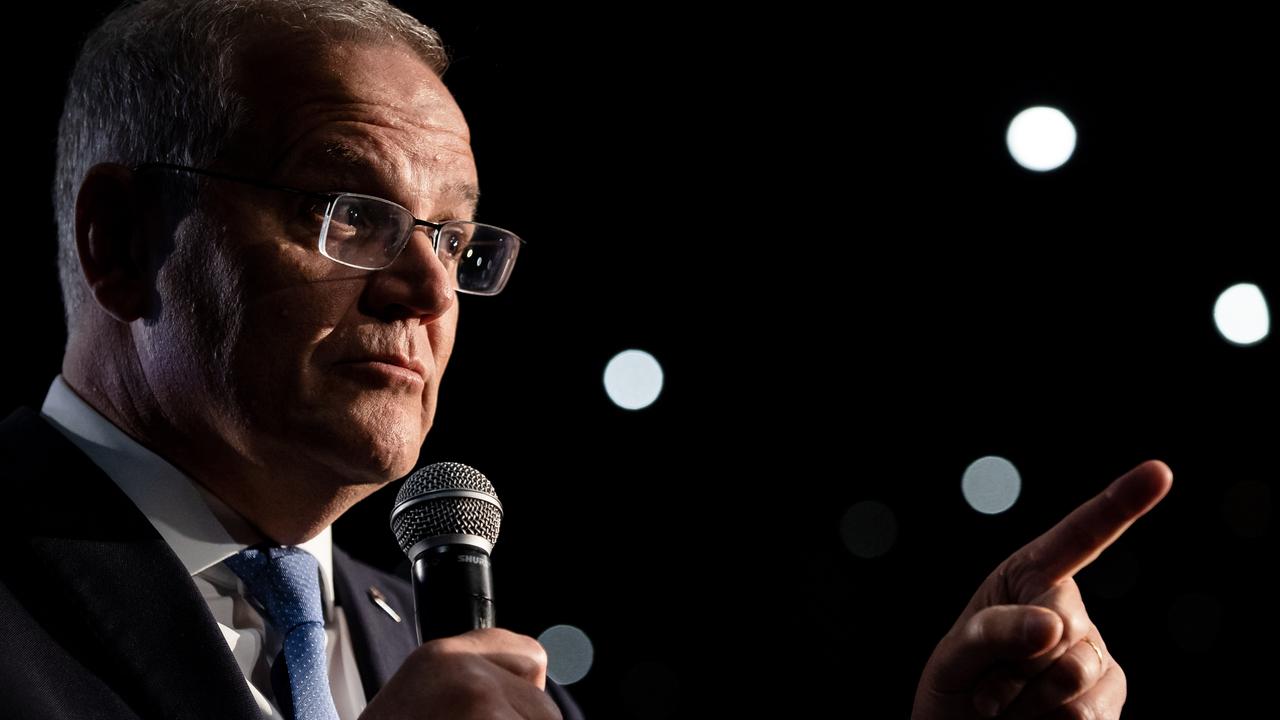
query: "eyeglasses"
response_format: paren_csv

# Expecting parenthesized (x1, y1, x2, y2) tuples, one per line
(132, 162, 524, 296)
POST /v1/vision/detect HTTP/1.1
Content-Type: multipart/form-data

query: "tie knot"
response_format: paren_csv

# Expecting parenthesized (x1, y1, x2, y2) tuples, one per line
(223, 544, 324, 634)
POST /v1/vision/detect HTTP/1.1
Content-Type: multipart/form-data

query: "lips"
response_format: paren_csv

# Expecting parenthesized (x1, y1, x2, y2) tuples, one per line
(335, 354, 427, 384)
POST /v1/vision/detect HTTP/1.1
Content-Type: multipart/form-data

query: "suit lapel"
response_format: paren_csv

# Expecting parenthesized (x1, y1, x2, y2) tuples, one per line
(331, 544, 419, 702)
(2, 407, 260, 720)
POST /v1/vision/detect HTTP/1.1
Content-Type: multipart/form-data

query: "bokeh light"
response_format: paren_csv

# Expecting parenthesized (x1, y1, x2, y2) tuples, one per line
(1006, 106, 1077, 171)
(603, 349, 664, 410)
(962, 456, 1022, 515)
(538, 624, 594, 685)
(839, 501, 897, 559)
(1213, 283, 1270, 346)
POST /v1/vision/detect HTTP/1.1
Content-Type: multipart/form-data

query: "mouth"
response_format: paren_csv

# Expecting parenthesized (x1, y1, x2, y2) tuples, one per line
(333, 354, 427, 387)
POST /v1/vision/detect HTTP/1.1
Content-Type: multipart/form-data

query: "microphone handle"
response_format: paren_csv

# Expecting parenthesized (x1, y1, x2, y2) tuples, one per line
(411, 544, 495, 644)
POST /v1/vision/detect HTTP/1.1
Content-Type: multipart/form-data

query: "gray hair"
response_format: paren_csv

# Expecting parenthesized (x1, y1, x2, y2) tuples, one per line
(54, 0, 449, 336)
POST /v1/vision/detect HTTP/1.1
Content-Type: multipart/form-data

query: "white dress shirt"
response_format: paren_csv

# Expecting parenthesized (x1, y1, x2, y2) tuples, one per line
(40, 375, 369, 720)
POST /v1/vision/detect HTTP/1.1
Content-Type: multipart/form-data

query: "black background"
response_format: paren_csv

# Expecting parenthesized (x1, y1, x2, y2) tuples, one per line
(7, 5, 1275, 717)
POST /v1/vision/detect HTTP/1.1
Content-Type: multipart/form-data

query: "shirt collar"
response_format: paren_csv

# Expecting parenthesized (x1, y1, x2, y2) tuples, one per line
(39, 375, 337, 619)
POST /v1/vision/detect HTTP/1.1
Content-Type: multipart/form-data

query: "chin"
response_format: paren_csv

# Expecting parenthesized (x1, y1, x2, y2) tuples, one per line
(320, 439, 408, 483)
(287, 386, 429, 482)
(344, 421, 424, 481)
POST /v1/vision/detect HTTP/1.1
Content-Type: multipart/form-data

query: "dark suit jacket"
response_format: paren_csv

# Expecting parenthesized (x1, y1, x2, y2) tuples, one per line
(0, 406, 583, 719)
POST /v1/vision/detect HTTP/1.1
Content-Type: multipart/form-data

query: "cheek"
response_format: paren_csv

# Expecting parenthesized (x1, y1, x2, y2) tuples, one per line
(430, 305, 460, 371)
(217, 240, 361, 397)
(147, 227, 242, 380)
(234, 284, 356, 389)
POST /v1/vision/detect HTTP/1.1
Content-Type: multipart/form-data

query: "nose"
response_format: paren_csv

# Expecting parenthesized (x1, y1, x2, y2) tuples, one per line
(360, 226, 455, 323)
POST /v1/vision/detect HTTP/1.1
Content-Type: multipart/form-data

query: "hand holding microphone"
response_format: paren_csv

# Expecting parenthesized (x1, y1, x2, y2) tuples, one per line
(358, 463, 562, 720)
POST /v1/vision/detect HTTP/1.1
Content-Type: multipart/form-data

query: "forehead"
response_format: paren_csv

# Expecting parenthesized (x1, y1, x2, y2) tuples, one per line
(227, 36, 478, 214)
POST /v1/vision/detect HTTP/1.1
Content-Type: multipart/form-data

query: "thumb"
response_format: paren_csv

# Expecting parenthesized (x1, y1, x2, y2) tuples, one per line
(929, 605, 1064, 692)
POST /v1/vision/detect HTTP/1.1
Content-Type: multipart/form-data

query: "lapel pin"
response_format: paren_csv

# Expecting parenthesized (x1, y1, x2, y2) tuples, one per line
(367, 586, 403, 623)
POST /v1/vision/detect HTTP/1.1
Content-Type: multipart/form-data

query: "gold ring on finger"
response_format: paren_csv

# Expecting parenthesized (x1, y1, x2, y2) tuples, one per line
(1082, 637, 1105, 672)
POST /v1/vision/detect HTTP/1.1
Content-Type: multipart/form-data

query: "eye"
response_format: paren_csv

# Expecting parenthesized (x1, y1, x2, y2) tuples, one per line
(439, 224, 472, 257)
(326, 198, 400, 236)
(336, 205, 369, 229)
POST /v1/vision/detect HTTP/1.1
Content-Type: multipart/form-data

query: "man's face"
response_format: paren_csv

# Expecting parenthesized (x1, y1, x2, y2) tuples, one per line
(142, 39, 476, 487)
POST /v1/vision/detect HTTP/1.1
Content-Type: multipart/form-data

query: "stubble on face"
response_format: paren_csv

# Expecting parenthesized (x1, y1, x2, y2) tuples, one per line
(143, 36, 475, 509)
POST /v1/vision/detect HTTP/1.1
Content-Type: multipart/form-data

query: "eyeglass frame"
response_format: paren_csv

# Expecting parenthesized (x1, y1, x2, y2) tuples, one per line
(130, 161, 525, 296)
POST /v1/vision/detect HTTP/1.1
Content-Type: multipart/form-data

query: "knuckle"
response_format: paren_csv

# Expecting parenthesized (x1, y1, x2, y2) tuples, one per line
(962, 612, 991, 647)
(518, 634, 549, 664)
(531, 689, 565, 720)
(530, 641, 550, 672)
(1104, 662, 1128, 716)
(994, 556, 1030, 590)
(1050, 652, 1093, 697)
(507, 634, 549, 676)
(413, 637, 455, 664)
(1061, 612, 1091, 643)
(508, 654, 541, 680)
(986, 561, 1012, 588)
(1057, 703, 1097, 720)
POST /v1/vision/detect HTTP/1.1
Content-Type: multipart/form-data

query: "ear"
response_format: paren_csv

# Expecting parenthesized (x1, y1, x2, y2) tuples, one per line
(74, 163, 150, 323)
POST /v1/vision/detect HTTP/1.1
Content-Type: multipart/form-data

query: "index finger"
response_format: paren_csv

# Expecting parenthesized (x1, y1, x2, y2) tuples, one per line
(1008, 459, 1172, 594)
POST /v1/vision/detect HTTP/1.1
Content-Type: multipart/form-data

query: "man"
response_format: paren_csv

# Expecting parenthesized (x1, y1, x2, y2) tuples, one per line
(1, 1, 1170, 719)
(3, 1, 576, 718)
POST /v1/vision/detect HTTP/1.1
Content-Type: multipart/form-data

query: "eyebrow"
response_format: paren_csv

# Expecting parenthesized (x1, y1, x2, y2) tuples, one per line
(303, 139, 481, 217)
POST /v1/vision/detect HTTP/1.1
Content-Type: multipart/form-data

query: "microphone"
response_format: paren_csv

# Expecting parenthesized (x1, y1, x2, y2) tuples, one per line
(389, 462, 503, 644)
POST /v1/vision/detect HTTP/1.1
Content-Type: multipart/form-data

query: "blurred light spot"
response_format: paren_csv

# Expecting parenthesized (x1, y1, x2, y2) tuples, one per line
(1006, 106, 1077, 171)
(604, 349, 664, 410)
(839, 501, 897, 558)
(621, 661, 680, 720)
(962, 456, 1022, 515)
(1168, 592, 1222, 653)
(1079, 547, 1139, 600)
(1223, 479, 1271, 539)
(538, 624, 594, 685)
(1213, 283, 1270, 346)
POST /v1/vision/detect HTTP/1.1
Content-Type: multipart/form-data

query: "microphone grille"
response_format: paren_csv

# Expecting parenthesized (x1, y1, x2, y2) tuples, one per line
(390, 462, 502, 556)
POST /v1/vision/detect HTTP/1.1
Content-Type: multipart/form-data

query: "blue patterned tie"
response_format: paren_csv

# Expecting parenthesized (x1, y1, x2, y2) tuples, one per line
(223, 544, 340, 720)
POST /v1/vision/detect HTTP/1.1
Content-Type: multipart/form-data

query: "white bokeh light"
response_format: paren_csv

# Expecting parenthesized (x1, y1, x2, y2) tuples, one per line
(962, 456, 1022, 515)
(603, 349, 664, 410)
(1213, 283, 1270, 346)
(538, 624, 594, 685)
(1006, 106, 1077, 172)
